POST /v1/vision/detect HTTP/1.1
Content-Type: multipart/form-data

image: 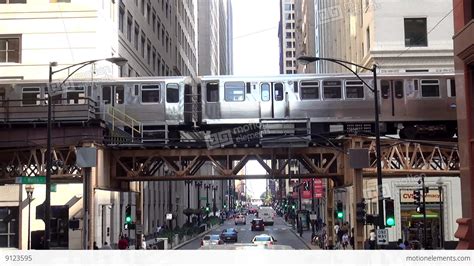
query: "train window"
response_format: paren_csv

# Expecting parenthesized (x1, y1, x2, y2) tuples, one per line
(381, 80, 390, 99)
(394, 80, 404, 99)
(134, 85, 139, 96)
(293, 82, 299, 93)
(246, 82, 251, 94)
(66, 86, 85, 104)
(322, 80, 342, 99)
(22, 87, 41, 105)
(206, 82, 219, 102)
(166, 83, 179, 103)
(274, 83, 284, 101)
(261, 83, 270, 101)
(345, 80, 364, 99)
(141, 84, 161, 103)
(224, 82, 245, 102)
(300, 80, 319, 100)
(102, 86, 112, 104)
(421, 80, 440, 97)
(448, 79, 456, 97)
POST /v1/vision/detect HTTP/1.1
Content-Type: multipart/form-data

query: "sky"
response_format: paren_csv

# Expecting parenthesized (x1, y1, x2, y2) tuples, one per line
(231, 0, 280, 199)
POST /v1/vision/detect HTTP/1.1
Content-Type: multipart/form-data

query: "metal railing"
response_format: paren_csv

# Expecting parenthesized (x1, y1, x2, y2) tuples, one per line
(106, 105, 143, 141)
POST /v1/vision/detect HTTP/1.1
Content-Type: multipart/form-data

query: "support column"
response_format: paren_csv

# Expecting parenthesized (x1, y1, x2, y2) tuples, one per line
(353, 169, 364, 249)
(326, 179, 335, 249)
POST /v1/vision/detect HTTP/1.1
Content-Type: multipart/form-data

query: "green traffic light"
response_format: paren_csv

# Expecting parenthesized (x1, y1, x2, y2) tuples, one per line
(125, 216, 132, 224)
(386, 217, 395, 226)
(337, 212, 344, 219)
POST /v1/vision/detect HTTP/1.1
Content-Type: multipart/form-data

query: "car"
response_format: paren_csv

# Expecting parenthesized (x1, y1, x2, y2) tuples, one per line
(234, 214, 246, 225)
(258, 206, 275, 225)
(251, 218, 265, 231)
(201, 234, 223, 246)
(252, 234, 277, 245)
(220, 228, 238, 242)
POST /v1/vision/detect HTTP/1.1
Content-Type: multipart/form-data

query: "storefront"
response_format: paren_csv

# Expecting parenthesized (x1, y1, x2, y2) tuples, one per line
(399, 189, 443, 249)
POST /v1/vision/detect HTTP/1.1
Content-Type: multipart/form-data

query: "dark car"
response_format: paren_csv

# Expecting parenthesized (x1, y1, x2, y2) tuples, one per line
(220, 228, 238, 242)
(251, 218, 265, 231)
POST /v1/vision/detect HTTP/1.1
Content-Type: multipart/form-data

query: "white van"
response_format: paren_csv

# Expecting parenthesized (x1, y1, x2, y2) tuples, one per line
(257, 206, 275, 225)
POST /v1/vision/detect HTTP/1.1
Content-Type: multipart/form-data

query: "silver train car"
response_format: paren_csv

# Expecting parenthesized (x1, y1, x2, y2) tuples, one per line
(199, 72, 457, 139)
(0, 72, 457, 145)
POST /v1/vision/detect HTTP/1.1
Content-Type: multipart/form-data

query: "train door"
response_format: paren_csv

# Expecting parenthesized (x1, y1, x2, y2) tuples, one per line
(380, 80, 405, 118)
(272, 82, 286, 118)
(102, 85, 125, 107)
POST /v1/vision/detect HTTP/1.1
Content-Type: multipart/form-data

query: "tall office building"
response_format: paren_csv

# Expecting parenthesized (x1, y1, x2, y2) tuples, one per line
(294, 0, 316, 73)
(308, 0, 454, 73)
(197, 0, 233, 75)
(278, 0, 297, 74)
(0, 0, 197, 79)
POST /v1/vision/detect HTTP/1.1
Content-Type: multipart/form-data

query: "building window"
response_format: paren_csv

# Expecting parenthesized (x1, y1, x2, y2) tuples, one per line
(118, 5, 125, 33)
(134, 24, 139, 50)
(140, 0, 145, 14)
(0, 207, 19, 248)
(141, 84, 160, 103)
(141, 34, 145, 58)
(152, 49, 156, 72)
(152, 12, 156, 32)
(127, 14, 132, 42)
(366, 27, 370, 52)
(404, 18, 427, 47)
(0, 36, 21, 63)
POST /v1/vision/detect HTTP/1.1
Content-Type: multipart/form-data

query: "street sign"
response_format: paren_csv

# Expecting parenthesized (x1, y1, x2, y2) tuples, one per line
(15, 176, 45, 184)
(166, 213, 173, 220)
(135, 224, 143, 234)
(309, 214, 317, 221)
(376, 229, 389, 245)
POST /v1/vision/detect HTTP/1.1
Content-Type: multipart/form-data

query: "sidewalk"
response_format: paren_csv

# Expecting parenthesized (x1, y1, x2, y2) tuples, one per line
(280, 217, 319, 250)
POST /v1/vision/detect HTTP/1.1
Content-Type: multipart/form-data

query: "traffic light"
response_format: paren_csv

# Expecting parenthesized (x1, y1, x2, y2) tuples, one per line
(385, 198, 395, 227)
(223, 203, 227, 209)
(356, 199, 366, 223)
(205, 204, 210, 213)
(413, 189, 424, 213)
(125, 204, 132, 224)
(336, 201, 344, 219)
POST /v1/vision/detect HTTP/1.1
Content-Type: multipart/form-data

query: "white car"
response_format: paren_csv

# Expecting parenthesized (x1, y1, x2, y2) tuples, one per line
(252, 234, 277, 245)
(234, 214, 246, 225)
(201, 235, 223, 246)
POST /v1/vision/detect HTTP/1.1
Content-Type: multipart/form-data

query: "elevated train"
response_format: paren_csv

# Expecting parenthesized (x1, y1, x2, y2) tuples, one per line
(0, 72, 457, 145)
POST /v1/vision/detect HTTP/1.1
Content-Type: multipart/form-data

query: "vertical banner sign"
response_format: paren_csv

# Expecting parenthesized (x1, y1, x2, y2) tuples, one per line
(314, 178, 324, 198)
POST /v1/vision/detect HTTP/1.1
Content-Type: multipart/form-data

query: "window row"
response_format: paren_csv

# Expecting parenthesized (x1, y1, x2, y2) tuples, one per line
(20, 84, 180, 106)
(205, 79, 453, 103)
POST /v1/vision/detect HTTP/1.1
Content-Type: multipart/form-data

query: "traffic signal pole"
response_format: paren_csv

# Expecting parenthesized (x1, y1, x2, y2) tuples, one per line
(422, 175, 427, 248)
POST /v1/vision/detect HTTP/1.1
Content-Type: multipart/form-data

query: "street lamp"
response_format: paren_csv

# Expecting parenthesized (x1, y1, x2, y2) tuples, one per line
(184, 180, 193, 223)
(212, 185, 218, 216)
(195, 181, 203, 223)
(297, 56, 384, 229)
(436, 178, 444, 249)
(25, 185, 35, 250)
(204, 184, 211, 205)
(45, 57, 127, 249)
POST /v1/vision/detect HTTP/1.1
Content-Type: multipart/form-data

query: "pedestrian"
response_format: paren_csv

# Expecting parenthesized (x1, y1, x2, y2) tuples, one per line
(298, 218, 303, 237)
(118, 236, 128, 250)
(101, 241, 112, 249)
(349, 228, 355, 249)
(93, 241, 99, 250)
(397, 239, 406, 249)
(404, 240, 410, 250)
(369, 229, 376, 249)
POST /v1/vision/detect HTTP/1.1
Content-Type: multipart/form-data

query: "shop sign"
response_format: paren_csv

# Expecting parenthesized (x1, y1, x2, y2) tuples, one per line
(400, 189, 440, 203)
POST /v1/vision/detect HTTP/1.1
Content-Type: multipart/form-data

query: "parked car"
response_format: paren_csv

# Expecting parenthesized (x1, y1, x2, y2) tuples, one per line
(234, 214, 246, 225)
(220, 228, 238, 242)
(251, 218, 265, 231)
(201, 235, 223, 246)
(252, 234, 277, 245)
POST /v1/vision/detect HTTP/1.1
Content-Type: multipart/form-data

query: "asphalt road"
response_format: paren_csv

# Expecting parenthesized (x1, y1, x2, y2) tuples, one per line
(177, 214, 309, 250)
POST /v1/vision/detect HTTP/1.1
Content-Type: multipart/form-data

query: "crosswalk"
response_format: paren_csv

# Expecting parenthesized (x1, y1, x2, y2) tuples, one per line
(236, 227, 288, 232)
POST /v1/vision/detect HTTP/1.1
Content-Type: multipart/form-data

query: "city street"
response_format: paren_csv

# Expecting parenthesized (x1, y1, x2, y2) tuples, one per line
(178, 214, 309, 250)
